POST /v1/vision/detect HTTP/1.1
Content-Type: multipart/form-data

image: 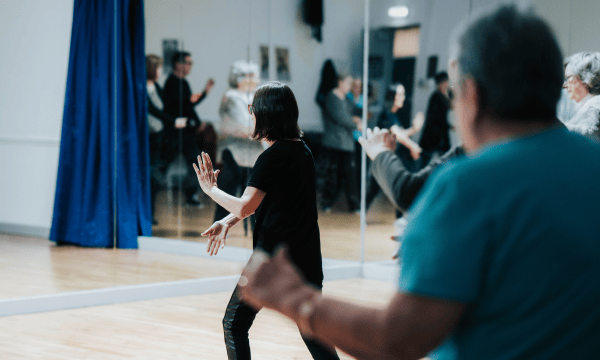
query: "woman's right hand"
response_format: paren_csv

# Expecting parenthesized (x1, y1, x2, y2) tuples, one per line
(202, 221, 229, 256)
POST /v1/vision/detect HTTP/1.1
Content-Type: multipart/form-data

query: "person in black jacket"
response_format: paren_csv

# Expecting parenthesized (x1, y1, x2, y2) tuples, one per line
(161, 51, 215, 205)
(146, 54, 187, 223)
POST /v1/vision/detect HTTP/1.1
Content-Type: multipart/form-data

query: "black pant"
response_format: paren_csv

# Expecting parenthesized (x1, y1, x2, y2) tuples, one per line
(163, 128, 202, 200)
(223, 285, 340, 360)
(318, 147, 359, 210)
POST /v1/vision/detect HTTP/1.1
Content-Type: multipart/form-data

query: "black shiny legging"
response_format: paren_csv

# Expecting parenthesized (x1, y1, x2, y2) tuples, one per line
(223, 285, 340, 360)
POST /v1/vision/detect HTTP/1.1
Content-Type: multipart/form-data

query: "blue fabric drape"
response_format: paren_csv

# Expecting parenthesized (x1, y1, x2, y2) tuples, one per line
(50, 0, 151, 248)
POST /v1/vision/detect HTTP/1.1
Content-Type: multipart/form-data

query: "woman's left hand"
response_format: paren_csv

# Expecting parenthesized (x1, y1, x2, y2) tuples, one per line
(193, 152, 220, 194)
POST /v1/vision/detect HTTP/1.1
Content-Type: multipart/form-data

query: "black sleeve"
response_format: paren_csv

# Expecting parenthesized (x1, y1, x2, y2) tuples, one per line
(161, 76, 179, 117)
(247, 150, 280, 193)
(192, 90, 207, 106)
(147, 90, 176, 128)
(371, 145, 464, 212)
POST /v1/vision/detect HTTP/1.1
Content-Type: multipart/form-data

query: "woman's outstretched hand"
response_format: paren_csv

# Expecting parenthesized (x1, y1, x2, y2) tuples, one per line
(202, 221, 228, 256)
(193, 152, 220, 194)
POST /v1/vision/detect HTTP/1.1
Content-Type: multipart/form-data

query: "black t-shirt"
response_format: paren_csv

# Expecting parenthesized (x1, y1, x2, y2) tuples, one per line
(247, 139, 324, 286)
(162, 74, 205, 126)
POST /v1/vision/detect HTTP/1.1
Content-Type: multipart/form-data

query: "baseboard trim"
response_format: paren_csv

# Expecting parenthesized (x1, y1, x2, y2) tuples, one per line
(0, 222, 50, 238)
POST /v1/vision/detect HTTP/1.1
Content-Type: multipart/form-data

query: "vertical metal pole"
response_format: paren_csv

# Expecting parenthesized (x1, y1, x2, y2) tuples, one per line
(359, 0, 370, 266)
(113, 0, 118, 249)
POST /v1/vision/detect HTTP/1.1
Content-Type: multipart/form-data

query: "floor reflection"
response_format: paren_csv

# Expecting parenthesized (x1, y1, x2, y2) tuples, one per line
(152, 188, 399, 262)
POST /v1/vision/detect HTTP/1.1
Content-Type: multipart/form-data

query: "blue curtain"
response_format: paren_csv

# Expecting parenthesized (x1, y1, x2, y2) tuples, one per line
(50, 0, 151, 248)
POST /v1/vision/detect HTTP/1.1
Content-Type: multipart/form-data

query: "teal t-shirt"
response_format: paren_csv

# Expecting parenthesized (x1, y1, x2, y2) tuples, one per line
(399, 127, 600, 359)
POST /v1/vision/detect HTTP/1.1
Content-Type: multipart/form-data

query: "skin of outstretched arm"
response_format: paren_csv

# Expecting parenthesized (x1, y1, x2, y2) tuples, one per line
(239, 248, 466, 360)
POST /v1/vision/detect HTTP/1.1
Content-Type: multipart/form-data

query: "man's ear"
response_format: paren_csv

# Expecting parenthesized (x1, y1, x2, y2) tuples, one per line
(461, 77, 481, 127)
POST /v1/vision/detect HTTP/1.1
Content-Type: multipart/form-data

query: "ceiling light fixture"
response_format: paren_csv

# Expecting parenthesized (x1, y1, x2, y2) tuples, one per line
(388, 5, 409, 18)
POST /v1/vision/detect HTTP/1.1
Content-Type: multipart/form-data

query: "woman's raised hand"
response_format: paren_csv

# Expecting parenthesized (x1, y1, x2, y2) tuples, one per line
(193, 152, 220, 194)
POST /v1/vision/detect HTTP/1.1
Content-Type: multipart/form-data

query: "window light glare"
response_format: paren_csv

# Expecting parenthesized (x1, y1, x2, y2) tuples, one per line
(388, 6, 409, 18)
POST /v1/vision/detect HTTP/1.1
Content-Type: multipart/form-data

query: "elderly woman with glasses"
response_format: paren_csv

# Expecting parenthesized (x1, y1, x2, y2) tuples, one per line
(562, 52, 600, 140)
(213, 60, 265, 226)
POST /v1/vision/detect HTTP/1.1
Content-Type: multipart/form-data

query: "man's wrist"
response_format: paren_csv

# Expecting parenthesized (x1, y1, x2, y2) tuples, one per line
(285, 287, 320, 336)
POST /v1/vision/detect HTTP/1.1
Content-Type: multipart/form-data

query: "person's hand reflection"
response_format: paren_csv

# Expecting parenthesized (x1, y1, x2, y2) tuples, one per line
(175, 117, 187, 129)
(190, 92, 204, 103)
(205, 78, 215, 94)
(358, 127, 396, 161)
(202, 221, 229, 256)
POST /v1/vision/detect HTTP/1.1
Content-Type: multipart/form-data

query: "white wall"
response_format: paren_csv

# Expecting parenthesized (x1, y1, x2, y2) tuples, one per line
(2, 0, 599, 235)
(0, 0, 73, 234)
(144, 0, 366, 132)
(533, 0, 600, 57)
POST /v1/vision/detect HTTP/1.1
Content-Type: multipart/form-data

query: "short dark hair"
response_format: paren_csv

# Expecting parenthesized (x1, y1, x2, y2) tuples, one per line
(252, 82, 302, 141)
(434, 71, 449, 85)
(452, 4, 563, 120)
(171, 51, 191, 67)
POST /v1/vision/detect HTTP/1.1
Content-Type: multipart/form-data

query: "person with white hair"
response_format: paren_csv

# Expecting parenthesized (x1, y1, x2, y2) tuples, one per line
(562, 52, 600, 140)
(213, 60, 265, 224)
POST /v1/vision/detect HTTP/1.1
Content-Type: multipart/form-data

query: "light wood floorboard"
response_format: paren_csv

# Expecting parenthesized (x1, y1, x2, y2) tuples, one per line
(0, 278, 397, 360)
(0, 234, 245, 299)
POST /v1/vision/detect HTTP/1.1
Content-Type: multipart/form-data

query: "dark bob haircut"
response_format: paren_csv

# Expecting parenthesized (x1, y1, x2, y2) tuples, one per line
(252, 81, 303, 141)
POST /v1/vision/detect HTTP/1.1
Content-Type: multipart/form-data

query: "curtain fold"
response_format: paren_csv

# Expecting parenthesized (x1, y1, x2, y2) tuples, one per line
(50, 0, 150, 248)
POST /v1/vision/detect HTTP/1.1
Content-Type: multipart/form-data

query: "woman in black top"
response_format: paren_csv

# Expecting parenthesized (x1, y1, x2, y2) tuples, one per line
(193, 82, 339, 360)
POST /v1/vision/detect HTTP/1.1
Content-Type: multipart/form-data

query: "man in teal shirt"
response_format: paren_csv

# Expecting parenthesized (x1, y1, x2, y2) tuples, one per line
(237, 4, 600, 359)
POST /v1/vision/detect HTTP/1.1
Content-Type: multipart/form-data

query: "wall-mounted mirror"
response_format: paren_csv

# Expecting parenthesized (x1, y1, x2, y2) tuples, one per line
(144, 0, 370, 263)
(3, 0, 600, 303)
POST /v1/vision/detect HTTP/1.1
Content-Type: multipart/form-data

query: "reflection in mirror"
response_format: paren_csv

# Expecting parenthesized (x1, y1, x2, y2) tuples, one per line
(144, 0, 371, 262)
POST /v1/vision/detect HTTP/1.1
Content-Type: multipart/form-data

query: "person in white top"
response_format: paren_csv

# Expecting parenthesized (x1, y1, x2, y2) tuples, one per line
(214, 60, 264, 225)
(562, 52, 600, 140)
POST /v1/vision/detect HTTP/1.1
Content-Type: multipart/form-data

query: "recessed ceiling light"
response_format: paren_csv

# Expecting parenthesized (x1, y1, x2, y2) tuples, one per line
(388, 5, 409, 18)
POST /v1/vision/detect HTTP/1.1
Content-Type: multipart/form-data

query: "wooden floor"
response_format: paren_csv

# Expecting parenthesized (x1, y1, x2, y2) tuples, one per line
(0, 278, 397, 360)
(0, 234, 245, 299)
(152, 189, 400, 262)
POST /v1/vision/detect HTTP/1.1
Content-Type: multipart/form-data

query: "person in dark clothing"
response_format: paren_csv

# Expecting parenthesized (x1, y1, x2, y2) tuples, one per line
(318, 73, 360, 212)
(193, 81, 339, 360)
(360, 127, 464, 213)
(145, 54, 187, 223)
(418, 71, 452, 168)
(365, 84, 424, 213)
(161, 51, 215, 205)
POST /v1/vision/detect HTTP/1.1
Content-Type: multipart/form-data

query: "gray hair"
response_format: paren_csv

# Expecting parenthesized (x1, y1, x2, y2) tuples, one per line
(565, 52, 600, 95)
(450, 4, 563, 120)
(228, 60, 260, 88)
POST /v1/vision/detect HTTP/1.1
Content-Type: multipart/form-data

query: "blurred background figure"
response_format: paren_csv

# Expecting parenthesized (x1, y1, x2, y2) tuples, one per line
(366, 83, 423, 214)
(162, 51, 216, 206)
(318, 72, 360, 213)
(213, 60, 263, 230)
(562, 52, 600, 140)
(418, 71, 452, 168)
(146, 54, 184, 224)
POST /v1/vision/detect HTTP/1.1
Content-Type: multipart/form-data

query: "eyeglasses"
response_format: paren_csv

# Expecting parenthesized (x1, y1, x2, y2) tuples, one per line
(564, 75, 575, 84)
(248, 104, 254, 115)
